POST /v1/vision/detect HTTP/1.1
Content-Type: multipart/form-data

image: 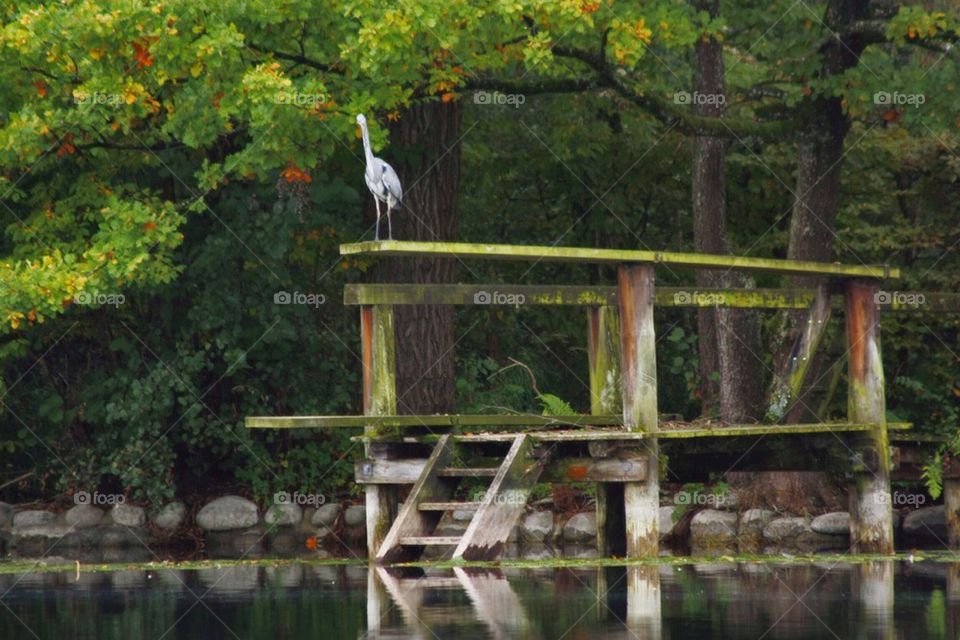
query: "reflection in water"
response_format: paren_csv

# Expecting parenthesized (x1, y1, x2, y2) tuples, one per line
(0, 559, 956, 638)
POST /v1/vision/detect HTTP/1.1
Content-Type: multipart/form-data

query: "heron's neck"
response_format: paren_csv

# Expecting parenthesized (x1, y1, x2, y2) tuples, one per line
(360, 124, 376, 172)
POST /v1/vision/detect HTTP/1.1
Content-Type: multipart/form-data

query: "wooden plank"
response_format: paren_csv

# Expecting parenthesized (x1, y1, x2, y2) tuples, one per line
(618, 264, 659, 559)
(399, 536, 461, 545)
(344, 283, 818, 309)
(766, 285, 833, 422)
(454, 435, 548, 561)
(419, 502, 482, 511)
(351, 422, 911, 444)
(376, 434, 456, 563)
(363, 304, 399, 558)
(846, 281, 894, 555)
(246, 414, 623, 429)
(438, 467, 499, 477)
(340, 240, 899, 279)
(356, 456, 650, 484)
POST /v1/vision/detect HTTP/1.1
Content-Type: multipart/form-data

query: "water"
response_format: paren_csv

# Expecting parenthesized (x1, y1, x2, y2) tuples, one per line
(0, 560, 955, 638)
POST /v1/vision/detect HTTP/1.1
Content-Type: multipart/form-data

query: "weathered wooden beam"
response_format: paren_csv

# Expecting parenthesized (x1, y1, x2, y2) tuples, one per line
(355, 455, 649, 484)
(845, 281, 894, 555)
(246, 414, 623, 429)
(454, 435, 548, 561)
(343, 283, 818, 309)
(588, 305, 624, 557)
(618, 264, 659, 558)
(375, 434, 456, 563)
(341, 240, 899, 278)
(766, 285, 833, 422)
(362, 304, 399, 559)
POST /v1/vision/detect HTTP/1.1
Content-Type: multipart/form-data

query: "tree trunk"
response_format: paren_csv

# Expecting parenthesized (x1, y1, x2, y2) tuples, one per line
(691, 0, 762, 422)
(372, 101, 461, 414)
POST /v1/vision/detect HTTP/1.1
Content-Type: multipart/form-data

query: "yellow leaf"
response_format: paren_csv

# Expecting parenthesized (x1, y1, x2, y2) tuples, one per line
(191, 61, 204, 77)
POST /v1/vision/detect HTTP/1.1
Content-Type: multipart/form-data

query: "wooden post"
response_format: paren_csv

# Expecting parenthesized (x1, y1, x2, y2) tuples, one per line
(361, 305, 398, 559)
(845, 281, 893, 554)
(945, 479, 960, 549)
(851, 561, 894, 640)
(587, 305, 624, 557)
(617, 264, 659, 558)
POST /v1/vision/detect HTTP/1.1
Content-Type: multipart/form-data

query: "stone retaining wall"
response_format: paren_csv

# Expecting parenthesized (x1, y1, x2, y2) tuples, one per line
(0, 496, 947, 560)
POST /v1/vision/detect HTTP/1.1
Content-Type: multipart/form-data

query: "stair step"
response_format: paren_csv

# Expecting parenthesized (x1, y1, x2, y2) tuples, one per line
(400, 536, 462, 546)
(438, 467, 498, 477)
(418, 501, 483, 511)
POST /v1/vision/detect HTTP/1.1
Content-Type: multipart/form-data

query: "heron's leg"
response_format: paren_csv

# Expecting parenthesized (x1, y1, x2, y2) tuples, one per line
(374, 198, 381, 241)
(387, 206, 393, 240)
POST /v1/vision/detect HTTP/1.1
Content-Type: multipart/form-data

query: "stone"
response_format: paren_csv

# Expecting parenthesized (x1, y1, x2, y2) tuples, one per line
(264, 503, 303, 527)
(562, 512, 597, 544)
(197, 496, 259, 531)
(659, 506, 679, 538)
(65, 505, 103, 529)
(903, 506, 946, 539)
(452, 509, 476, 523)
(311, 503, 341, 528)
(763, 517, 810, 542)
(110, 504, 146, 527)
(690, 509, 738, 551)
(152, 502, 186, 530)
(13, 510, 56, 528)
(739, 509, 776, 537)
(715, 490, 740, 511)
(811, 512, 850, 536)
(520, 511, 554, 542)
(100, 526, 145, 548)
(343, 505, 366, 528)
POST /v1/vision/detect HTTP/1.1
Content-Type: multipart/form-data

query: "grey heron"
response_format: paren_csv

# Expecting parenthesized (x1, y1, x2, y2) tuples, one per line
(356, 114, 403, 240)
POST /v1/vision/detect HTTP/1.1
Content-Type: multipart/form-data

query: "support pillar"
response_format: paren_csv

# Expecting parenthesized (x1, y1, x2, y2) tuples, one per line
(945, 478, 960, 549)
(361, 304, 398, 559)
(617, 264, 659, 558)
(588, 305, 624, 557)
(845, 281, 893, 554)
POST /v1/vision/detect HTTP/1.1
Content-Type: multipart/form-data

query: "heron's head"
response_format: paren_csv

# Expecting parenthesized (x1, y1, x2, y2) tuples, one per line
(356, 114, 366, 126)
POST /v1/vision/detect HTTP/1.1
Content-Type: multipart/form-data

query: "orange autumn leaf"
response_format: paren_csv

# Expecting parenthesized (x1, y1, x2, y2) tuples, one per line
(281, 163, 312, 184)
(580, 1, 600, 14)
(305, 536, 318, 550)
(32, 80, 47, 97)
(132, 40, 154, 68)
(441, 92, 455, 103)
(26, 309, 36, 323)
(57, 133, 76, 157)
(882, 109, 901, 123)
(143, 221, 157, 232)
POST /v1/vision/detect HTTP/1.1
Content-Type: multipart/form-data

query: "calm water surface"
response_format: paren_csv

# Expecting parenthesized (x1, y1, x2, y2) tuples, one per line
(0, 560, 956, 638)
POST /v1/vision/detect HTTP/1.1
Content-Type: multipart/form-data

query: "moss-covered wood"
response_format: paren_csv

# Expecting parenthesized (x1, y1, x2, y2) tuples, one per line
(618, 264, 659, 558)
(766, 285, 833, 422)
(344, 283, 819, 309)
(246, 414, 623, 428)
(845, 281, 894, 555)
(341, 240, 899, 278)
(361, 304, 399, 558)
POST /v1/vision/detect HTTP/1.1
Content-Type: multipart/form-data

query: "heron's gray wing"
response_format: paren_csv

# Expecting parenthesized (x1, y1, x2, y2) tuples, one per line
(380, 161, 403, 203)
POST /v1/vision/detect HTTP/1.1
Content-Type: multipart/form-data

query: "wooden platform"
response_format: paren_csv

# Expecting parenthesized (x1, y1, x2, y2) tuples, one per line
(341, 241, 899, 278)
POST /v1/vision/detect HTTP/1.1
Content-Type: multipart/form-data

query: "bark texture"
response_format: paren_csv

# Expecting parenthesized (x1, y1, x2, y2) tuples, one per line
(370, 101, 461, 414)
(691, 0, 762, 422)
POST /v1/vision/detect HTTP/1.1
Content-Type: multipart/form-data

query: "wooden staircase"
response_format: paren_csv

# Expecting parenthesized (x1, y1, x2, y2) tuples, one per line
(376, 433, 549, 563)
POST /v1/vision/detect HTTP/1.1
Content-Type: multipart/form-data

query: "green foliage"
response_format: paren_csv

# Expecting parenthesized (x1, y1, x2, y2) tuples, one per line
(538, 393, 575, 417)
